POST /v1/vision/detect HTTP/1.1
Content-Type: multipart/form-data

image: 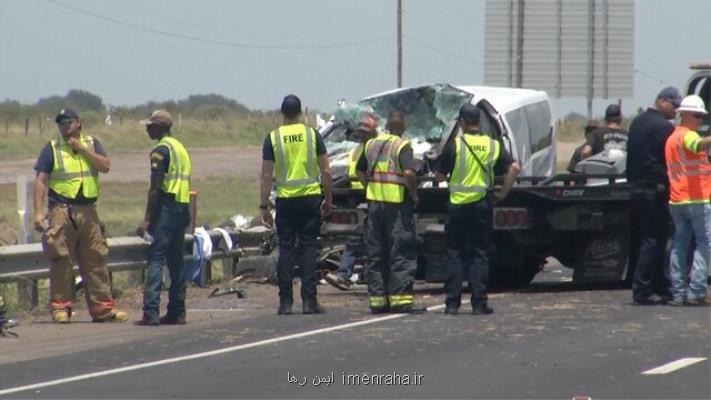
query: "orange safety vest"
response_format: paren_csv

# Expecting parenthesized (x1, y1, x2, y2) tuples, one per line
(664, 126, 711, 205)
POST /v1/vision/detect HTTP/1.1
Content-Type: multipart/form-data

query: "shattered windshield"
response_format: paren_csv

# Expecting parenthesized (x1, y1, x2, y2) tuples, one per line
(327, 84, 473, 147)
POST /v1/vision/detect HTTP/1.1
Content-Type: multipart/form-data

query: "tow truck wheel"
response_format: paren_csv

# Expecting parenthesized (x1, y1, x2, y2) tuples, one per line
(491, 258, 541, 289)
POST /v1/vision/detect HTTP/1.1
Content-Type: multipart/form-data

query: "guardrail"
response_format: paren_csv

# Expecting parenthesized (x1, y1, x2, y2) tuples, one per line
(0, 229, 272, 308)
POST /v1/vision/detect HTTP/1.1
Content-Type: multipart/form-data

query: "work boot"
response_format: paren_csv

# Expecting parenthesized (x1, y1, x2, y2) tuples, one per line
(390, 303, 427, 314)
(159, 314, 186, 325)
(444, 306, 459, 315)
(472, 304, 494, 315)
(324, 273, 352, 291)
(302, 301, 325, 314)
(633, 294, 664, 305)
(51, 309, 71, 324)
(93, 309, 129, 323)
(685, 298, 711, 307)
(278, 303, 293, 315)
(134, 315, 160, 326)
(370, 306, 389, 314)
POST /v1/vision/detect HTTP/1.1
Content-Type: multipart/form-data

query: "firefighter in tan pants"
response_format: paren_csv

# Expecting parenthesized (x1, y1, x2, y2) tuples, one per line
(33, 108, 128, 323)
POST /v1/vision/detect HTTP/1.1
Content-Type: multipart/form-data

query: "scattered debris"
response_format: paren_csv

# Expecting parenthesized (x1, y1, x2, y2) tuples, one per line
(209, 287, 246, 299)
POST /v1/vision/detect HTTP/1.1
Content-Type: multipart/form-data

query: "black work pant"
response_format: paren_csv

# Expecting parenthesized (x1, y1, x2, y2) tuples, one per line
(444, 197, 493, 309)
(365, 201, 418, 310)
(630, 186, 672, 300)
(275, 196, 321, 305)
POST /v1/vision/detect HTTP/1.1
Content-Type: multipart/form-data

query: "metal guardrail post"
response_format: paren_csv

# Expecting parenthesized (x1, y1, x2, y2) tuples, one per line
(17, 279, 39, 308)
(189, 191, 198, 233)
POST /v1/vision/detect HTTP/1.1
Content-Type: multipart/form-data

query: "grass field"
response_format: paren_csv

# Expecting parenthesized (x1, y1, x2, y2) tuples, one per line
(0, 176, 261, 242)
(0, 116, 281, 159)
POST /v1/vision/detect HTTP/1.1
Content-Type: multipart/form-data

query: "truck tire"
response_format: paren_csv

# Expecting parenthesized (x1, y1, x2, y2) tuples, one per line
(491, 256, 541, 288)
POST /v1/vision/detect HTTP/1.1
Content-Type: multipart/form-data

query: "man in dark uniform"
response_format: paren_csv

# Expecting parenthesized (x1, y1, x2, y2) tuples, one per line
(355, 110, 425, 314)
(432, 104, 520, 315)
(260, 95, 333, 315)
(626, 87, 681, 305)
(135, 110, 192, 325)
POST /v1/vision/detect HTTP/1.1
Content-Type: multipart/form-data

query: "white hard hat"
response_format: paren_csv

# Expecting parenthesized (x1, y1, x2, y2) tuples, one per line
(677, 95, 708, 114)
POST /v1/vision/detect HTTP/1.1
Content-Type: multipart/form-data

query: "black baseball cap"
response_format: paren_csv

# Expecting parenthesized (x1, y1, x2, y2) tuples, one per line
(656, 87, 682, 108)
(604, 104, 622, 121)
(55, 108, 79, 124)
(280, 95, 302, 116)
(458, 104, 480, 123)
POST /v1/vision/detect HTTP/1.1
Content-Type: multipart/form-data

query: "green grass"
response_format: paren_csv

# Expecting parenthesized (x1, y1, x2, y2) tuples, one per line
(0, 115, 280, 159)
(0, 176, 260, 241)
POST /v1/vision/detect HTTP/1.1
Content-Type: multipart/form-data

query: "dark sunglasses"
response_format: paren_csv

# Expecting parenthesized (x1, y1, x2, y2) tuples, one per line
(58, 119, 76, 126)
(690, 113, 705, 120)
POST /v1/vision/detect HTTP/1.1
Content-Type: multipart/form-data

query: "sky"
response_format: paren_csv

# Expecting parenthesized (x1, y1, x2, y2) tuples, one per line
(0, 0, 709, 119)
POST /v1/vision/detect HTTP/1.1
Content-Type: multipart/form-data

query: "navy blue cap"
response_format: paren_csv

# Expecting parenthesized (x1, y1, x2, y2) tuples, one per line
(458, 104, 480, 123)
(55, 108, 79, 124)
(280, 95, 302, 116)
(604, 104, 622, 120)
(656, 86, 682, 108)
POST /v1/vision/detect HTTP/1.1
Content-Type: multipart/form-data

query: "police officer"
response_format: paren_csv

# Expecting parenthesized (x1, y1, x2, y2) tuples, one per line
(260, 95, 333, 315)
(433, 104, 520, 315)
(627, 87, 681, 304)
(324, 113, 378, 290)
(135, 110, 192, 326)
(355, 110, 424, 314)
(33, 108, 128, 323)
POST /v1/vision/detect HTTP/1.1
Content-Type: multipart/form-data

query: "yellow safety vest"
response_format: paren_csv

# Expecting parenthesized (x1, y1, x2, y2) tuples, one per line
(155, 136, 192, 203)
(270, 123, 322, 198)
(449, 134, 499, 205)
(364, 133, 409, 203)
(348, 144, 364, 190)
(48, 134, 100, 199)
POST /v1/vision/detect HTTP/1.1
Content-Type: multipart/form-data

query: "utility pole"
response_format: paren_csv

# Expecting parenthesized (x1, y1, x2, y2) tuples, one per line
(515, 0, 525, 88)
(586, 0, 595, 119)
(397, 0, 403, 88)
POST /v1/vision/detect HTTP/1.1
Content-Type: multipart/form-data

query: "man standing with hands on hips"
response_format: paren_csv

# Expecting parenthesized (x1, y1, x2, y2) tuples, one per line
(355, 110, 425, 314)
(260, 95, 333, 315)
(33, 108, 128, 323)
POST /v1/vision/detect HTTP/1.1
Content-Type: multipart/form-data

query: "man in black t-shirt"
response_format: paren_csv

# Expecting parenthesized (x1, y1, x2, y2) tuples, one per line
(580, 104, 628, 160)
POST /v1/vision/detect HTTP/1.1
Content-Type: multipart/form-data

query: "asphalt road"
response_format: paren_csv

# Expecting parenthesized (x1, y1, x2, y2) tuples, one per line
(1, 264, 709, 399)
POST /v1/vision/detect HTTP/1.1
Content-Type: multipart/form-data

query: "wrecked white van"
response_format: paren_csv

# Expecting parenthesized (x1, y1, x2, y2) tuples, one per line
(320, 83, 556, 185)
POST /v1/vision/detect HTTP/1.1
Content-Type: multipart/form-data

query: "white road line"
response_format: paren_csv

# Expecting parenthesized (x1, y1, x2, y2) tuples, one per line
(0, 304, 445, 396)
(186, 308, 244, 312)
(642, 357, 707, 375)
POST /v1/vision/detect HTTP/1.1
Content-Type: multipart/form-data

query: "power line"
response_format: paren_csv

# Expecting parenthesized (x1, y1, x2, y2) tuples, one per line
(93, 0, 311, 37)
(403, 35, 478, 65)
(46, 0, 392, 50)
(634, 69, 671, 85)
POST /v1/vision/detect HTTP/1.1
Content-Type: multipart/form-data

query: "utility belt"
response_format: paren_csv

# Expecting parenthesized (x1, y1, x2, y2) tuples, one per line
(630, 181, 667, 193)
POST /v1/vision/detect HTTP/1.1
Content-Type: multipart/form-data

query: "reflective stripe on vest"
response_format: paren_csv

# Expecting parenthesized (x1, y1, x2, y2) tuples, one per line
(449, 134, 499, 205)
(48, 134, 100, 199)
(665, 126, 711, 205)
(155, 136, 192, 203)
(364, 133, 408, 203)
(270, 124, 321, 198)
(348, 144, 364, 189)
